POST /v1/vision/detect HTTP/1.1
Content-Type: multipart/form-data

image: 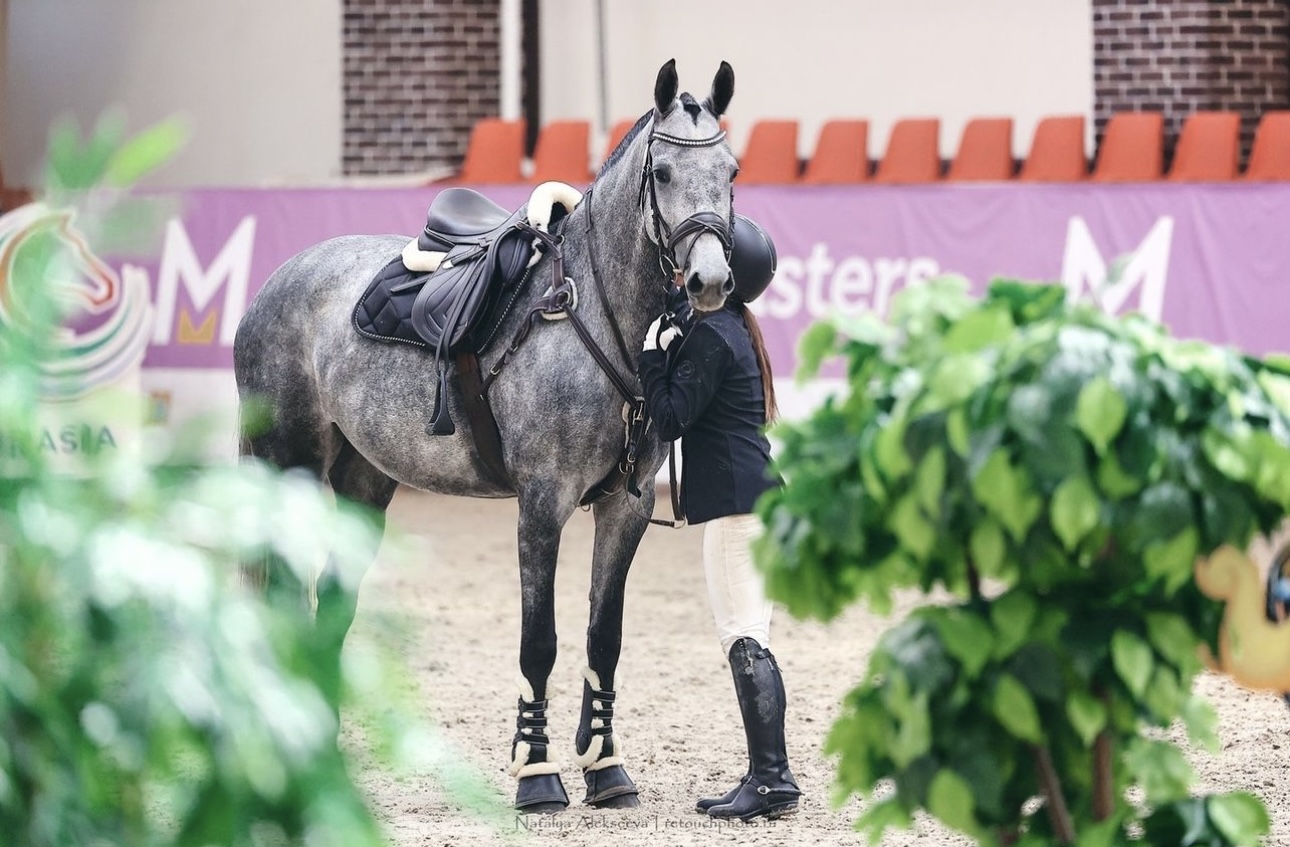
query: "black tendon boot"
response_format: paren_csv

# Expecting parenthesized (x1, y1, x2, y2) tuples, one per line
(703, 637, 801, 821)
(511, 693, 570, 814)
(575, 669, 639, 807)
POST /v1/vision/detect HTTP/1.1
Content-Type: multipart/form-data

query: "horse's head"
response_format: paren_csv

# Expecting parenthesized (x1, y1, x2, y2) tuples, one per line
(639, 59, 738, 313)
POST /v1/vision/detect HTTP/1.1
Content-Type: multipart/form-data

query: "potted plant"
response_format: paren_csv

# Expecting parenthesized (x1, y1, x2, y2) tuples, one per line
(757, 276, 1284, 846)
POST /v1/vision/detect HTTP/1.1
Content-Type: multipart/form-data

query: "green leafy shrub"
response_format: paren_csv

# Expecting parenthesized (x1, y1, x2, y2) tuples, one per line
(758, 276, 1281, 846)
(0, 115, 506, 847)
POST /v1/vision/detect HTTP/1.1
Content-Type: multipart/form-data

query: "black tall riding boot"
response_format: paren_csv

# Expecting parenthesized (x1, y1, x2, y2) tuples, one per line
(702, 637, 801, 821)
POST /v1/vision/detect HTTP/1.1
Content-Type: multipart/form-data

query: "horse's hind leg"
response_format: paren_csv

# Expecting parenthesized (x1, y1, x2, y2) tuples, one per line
(510, 486, 575, 814)
(573, 490, 652, 809)
(236, 410, 328, 610)
(316, 436, 399, 708)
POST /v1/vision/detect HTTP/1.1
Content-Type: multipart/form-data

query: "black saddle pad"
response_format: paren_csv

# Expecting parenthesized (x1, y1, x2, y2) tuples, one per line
(352, 258, 433, 348)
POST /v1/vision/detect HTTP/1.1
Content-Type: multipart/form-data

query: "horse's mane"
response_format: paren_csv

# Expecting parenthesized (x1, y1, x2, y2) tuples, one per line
(597, 110, 652, 179)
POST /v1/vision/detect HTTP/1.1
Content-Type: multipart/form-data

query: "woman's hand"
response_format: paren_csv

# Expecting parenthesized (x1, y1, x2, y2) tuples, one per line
(642, 314, 681, 352)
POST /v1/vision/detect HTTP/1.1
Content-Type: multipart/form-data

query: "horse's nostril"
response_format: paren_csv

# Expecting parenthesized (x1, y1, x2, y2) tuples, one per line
(721, 276, 734, 295)
(685, 274, 704, 295)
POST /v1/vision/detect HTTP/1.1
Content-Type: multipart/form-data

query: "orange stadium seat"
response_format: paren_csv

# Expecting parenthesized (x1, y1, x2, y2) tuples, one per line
(802, 119, 869, 184)
(738, 120, 801, 184)
(1169, 111, 1240, 181)
(874, 118, 942, 184)
(1245, 111, 1290, 180)
(1019, 115, 1088, 181)
(456, 118, 526, 184)
(1092, 112, 1164, 182)
(601, 118, 637, 165)
(947, 117, 1015, 181)
(530, 119, 593, 185)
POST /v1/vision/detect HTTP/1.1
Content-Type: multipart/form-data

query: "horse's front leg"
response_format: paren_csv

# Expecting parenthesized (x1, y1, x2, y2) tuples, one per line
(511, 486, 573, 813)
(575, 488, 652, 808)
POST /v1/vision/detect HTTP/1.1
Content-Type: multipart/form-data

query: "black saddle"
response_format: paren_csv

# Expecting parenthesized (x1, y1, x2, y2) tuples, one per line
(353, 188, 560, 435)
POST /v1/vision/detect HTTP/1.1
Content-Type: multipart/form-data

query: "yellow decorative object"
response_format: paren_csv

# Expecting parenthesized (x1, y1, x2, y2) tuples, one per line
(1193, 545, 1290, 692)
(177, 308, 217, 344)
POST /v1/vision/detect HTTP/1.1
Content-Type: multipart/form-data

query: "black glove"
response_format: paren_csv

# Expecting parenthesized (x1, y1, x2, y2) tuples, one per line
(664, 285, 696, 334)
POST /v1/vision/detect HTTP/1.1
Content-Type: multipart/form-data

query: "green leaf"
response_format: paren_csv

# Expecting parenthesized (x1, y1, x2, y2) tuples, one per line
(1257, 370, 1290, 416)
(1074, 816, 1125, 847)
(1202, 426, 1253, 483)
(926, 768, 979, 836)
(928, 354, 992, 406)
(796, 321, 838, 381)
(1075, 376, 1127, 454)
(1111, 630, 1153, 698)
(1049, 475, 1100, 550)
(1207, 791, 1270, 845)
(992, 674, 1044, 743)
(1145, 612, 1201, 674)
(986, 278, 1067, 323)
(891, 494, 934, 561)
(969, 519, 1008, 579)
(1181, 696, 1220, 754)
(1095, 449, 1144, 499)
(931, 609, 994, 678)
(1143, 527, 1199, 595)
(104, 117, 188, 185)
(914, 446, 946, 517)
(946, 408, 971, 458)
(1142, 665, 1183, 722)
(875, 418, 913, 481)
(989, 592, 1036, 659)
(888, 691, 932, 768)
(1129, 482, 1194, 552)
(942, 305, 1015, 354)
(971, 450, 1042, 543)
(855, 797, 913, 846)
(1125, 739, 1194, 805)
(1066, 689, 1107, 747)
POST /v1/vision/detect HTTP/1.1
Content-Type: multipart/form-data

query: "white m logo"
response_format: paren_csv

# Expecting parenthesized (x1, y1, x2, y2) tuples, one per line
(1060, 216, 1174, 322)
(150, 216, 257, 345)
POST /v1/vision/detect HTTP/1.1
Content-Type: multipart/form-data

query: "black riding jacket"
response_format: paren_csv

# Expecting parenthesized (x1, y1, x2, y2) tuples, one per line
(638, 302, 778, 525)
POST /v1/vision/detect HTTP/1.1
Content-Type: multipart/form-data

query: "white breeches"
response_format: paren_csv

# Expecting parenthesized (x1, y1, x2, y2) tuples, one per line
(703, 513, 773, 654)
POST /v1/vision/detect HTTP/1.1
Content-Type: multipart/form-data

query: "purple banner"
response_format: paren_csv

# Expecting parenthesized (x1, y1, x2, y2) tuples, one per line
(113, 183, 1290, 374)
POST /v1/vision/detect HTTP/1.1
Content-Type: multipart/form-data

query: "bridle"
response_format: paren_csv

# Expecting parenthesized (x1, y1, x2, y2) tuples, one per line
(637, 123, 735, 280)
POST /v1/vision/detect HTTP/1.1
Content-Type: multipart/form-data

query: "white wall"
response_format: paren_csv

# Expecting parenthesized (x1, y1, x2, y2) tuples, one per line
(541, 0, 1094, 164)
(4, 0, 342, 188)
(5, 1, 1090, 187)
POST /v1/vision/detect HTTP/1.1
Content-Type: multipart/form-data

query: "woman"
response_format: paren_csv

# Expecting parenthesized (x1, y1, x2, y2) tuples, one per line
(637, 215, 801, 822)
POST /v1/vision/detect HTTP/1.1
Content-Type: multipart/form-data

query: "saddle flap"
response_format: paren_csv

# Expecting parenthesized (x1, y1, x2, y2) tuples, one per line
(409, 259, 495, 351)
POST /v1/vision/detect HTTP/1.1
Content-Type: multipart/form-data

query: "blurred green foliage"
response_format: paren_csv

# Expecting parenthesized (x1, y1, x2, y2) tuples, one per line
(758, 276, 1280, 846)
(0, 115, 507, 847)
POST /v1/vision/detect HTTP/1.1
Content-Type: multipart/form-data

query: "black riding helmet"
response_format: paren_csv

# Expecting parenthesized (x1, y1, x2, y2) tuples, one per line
(729, 214, 777, 303)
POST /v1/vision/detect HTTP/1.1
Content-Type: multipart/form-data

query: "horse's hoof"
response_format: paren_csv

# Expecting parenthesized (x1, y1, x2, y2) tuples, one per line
(515, 773, 570, 814)
(583, 764, 640, 808)
(592, 791, 640, 809)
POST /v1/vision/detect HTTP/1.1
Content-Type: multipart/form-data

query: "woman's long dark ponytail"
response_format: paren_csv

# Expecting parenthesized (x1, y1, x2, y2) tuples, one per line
(737, 302, 778, 424)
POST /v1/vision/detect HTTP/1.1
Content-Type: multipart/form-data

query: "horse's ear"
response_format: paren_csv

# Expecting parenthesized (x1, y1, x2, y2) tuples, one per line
(705, 61, 735, 118)
(654, 58, 679, 116)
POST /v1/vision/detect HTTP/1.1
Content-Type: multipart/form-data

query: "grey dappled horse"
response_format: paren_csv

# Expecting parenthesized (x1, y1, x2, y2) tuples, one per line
(233, 59, 739, 812)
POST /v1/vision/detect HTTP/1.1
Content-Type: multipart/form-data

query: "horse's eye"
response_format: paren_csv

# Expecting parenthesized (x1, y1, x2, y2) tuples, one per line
(653, 166, 672, 185)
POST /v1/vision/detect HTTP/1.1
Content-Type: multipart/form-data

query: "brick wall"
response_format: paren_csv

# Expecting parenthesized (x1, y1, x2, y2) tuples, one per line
(1093, 0, 1290, 165)
(343, 0, 501, 176)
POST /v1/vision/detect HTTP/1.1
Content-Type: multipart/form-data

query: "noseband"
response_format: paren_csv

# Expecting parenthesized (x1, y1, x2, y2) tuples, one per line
(637, 127, 734, 280)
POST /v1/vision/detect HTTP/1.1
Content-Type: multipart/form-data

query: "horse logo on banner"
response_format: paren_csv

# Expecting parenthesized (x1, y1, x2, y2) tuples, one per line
(0, 202, 152, 399)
